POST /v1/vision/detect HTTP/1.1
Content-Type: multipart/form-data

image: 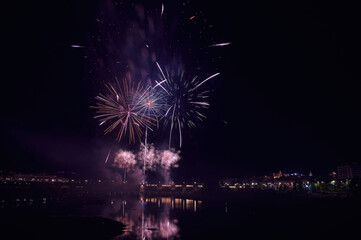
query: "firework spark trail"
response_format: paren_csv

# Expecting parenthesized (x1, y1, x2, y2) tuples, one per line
(70, 44, 85, 48)
(155, 62, 170, 95)
(156, 61, 167, 81)
(161, 3, 164, 17)
(105, 148, 112, 164)
(153, 79, 167, 89)
(208, 42, 232, 47)
(168, 103, 176, 149)
(138, 143, 158, 174)
(189, 72, 220, 92)
(155, 80, 170, 95)
(143, 128, 147, 174)
(177, 118, 182, 148)
(189, 101, 210, 106)
(165, 105, 172, 117)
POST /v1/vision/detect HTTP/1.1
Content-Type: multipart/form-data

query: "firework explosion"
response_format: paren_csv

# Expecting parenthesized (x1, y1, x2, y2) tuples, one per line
(88, 1, 228, 182)
(112, 149, 136, 181)
(92, 77, 157, 143)
(157, 148, 181, 183)
(135, 83, 168, 129)
(113, 149, 136, 169)
(138, 143, 158, 172)
(93, 65, 219, 149)
(158, 149, 180, 169)
(155, 63, 220, 148)
(109, 143, 181, 183)
(110, 145, 180, 184)
(89, 1, 225, 146)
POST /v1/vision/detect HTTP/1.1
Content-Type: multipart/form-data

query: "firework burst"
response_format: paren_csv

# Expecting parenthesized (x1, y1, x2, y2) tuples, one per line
(89, 1, 225, 151)
(155, 63, 220, 148)
(133, 84, 168, 129)
(112, 149, 137, 181)
(92, 77, 157, 143)
(113, 149, 137, 169)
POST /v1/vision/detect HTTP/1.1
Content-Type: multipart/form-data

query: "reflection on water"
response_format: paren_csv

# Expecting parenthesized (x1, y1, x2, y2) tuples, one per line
(1, 192, 202, 240)
(3, 190, 358, 240)
(87, 196, 202, 240)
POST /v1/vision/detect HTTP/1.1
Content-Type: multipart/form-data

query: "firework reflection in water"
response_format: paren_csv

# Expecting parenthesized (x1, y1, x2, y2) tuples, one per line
(102, 197, 190, 240)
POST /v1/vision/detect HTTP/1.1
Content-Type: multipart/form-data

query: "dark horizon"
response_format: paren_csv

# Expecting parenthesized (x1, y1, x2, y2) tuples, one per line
(2, 0, 360, 182)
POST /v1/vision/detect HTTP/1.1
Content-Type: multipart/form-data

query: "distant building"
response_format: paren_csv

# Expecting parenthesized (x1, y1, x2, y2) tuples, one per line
(337, 163, 361, 179)
(329, 171, 337, 178)
(273, 170, 282, 179)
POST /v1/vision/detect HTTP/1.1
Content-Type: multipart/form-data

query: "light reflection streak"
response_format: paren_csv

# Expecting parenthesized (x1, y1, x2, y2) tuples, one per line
(100, 196, 201, 239)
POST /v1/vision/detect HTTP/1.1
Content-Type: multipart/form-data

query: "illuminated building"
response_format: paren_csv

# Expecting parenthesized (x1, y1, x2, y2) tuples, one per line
(337, 163, 361, 179)
(273, 170, 282, 179)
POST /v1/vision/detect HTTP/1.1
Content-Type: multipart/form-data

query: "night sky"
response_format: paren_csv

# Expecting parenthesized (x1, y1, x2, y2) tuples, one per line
(2, 0, 360, 182)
